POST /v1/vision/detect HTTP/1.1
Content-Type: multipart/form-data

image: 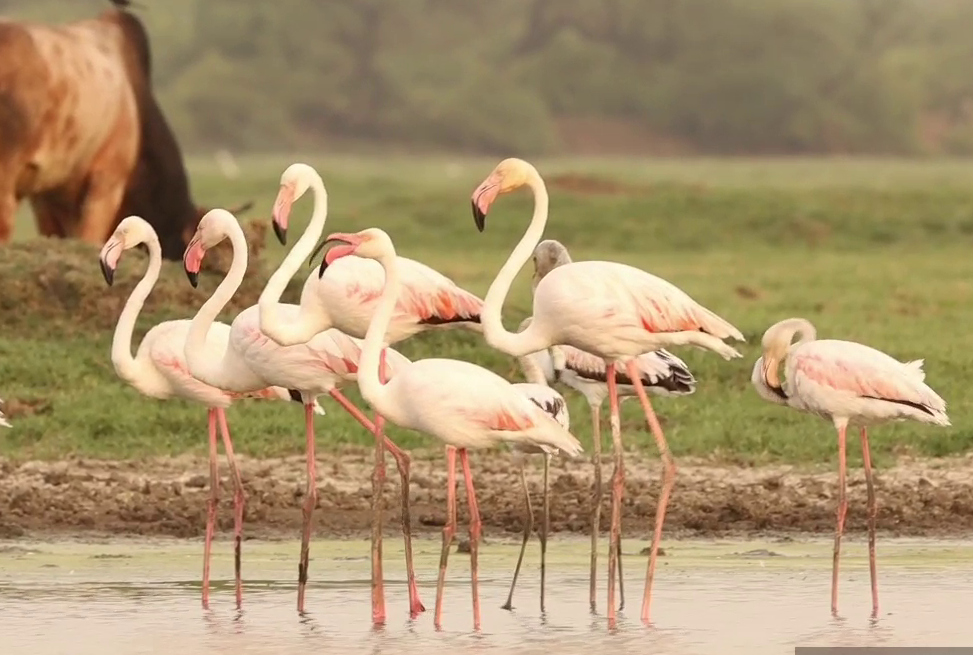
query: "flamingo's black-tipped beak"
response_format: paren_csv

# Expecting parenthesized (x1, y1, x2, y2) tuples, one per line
(308, 236, 348, 278)
(100, 258, 115, 286)
(273, 219, 287, 246)
(472, 200, 486, 232)
(186, 268, 199, 288)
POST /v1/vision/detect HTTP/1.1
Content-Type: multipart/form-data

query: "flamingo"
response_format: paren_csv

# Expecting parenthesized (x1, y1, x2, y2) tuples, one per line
(526, 238, 698, 611)
(181, 208, 413, 616)
(97, 215, 321, 610)
(502, 382, 571, 613)
(0, 399, 9, 428)
(312, 226, 584, 632)
(470, 157, 744, 625)
(752, 317, 949, 618)
(259, 162, 482, 622)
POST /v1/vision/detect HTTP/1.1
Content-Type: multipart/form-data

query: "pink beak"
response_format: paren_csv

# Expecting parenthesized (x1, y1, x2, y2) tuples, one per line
(471, 173, 501, 232)
(272, 183, 296, 245)
(322, 232, 362, 266)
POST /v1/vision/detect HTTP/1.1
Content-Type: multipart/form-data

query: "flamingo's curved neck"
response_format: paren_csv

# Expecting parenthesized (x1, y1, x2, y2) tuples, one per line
(185, 220, 249, 388)
(259, 175, 329, 345)
(111, 239, 163, 384)
(482, 171, 552, 356)
(358, 247, 401, 418)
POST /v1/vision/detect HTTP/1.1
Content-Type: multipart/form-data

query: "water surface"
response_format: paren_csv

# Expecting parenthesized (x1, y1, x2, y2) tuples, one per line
(2, 536, 972, 655)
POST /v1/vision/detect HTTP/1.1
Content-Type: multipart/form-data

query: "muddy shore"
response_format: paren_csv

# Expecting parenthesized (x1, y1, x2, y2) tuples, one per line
(2, 450, 972, 541)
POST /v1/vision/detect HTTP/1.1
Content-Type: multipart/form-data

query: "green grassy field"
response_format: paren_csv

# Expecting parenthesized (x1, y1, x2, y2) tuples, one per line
(2, 155, 973, 467)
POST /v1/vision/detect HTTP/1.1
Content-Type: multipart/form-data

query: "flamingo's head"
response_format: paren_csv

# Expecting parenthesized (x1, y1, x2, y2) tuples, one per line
(758, 317, 818, 390)
(531, 239, 572, 291)
(309, 227, 394, 278)
(272, 163, 320, 246)
(471, 157, 539, 232)
(183, 208, 236, 288)
(99, 215, 156, 287)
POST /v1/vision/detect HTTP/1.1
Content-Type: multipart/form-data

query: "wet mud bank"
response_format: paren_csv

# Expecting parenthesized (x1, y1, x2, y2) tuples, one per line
(2, 451, 972, 541)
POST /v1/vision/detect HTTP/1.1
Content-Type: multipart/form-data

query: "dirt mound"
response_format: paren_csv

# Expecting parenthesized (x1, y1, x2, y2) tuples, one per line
(0, 222, 292, 333)
(1, 451, 971, 541)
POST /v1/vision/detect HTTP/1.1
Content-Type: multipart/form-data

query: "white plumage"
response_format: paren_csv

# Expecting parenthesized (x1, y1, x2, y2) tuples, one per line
(751, 316, 949, 619)
(471, 158, 742, 624)
(325, 226, 584, 631)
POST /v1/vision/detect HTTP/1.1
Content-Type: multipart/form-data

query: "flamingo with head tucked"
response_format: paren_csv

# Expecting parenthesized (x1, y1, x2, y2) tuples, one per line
(181, 208, 415, 617)
(256, 163, 482, 622)
(470, 157, 744, 626)
(752, 317, 949, 619)
(525, 238, 698, 611)
(98, 215, 320, 610)
(313, 226, 584, 632)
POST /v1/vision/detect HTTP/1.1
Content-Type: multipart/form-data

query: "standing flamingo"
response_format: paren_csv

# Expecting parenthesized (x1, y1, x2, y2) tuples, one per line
(470, 157, 744, 625)
(313, 226, 584, 632)
(181, 208, 413, 615)
(502, 382, 570, 613)
(526, 238, 698, 611)
(98, 215, 318, 610)
(752, 317, 949, 618)
(0, 399, 9, 428)
(256, 163, 453, 622)
(518, 320, 696, 613)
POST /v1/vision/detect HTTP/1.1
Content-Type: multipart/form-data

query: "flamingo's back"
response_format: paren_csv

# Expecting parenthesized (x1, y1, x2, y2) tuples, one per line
(143, 319, 307, 408)
(311, 254, 482, 342)
(787, 339, 949, 425)
(0, 398, 10, 428)
(376, 358, 583, 456)
(534, 260, 743, 360)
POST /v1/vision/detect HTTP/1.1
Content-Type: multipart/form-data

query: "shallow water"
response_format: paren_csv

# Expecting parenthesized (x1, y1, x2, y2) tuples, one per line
(2, 536, 972, 655)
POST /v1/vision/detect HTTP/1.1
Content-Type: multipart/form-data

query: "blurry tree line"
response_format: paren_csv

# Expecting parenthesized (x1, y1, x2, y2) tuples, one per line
(6, 0, 973, 155)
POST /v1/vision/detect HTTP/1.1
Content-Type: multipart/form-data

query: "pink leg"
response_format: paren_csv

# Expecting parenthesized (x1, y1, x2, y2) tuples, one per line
(297, 402, 318, 614)
(606, 363, 623, 630)
(434, 446, 458, 631)
(628, 361, 676, 625)
(831, 422, 849, 617)
(860, 427, 879, 618)
(216, 408, 246, 609)
(458, 449, 482, 631)
(330, 384, 425, 617)
(203, 407, 220, 610)
(202, 408, 219, 610)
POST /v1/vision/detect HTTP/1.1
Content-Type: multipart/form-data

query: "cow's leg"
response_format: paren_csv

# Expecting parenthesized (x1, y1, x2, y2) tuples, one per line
(75, 176, 126, 245)
(0, 192, 15, 243)
(30, 195, 70, 238)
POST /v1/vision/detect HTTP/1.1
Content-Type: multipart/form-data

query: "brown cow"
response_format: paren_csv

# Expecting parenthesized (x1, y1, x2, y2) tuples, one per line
(0, 3, 250, 260)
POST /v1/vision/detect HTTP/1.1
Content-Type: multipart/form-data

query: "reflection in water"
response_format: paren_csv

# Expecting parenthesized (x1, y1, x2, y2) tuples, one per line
(2, 538, 973, 655)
